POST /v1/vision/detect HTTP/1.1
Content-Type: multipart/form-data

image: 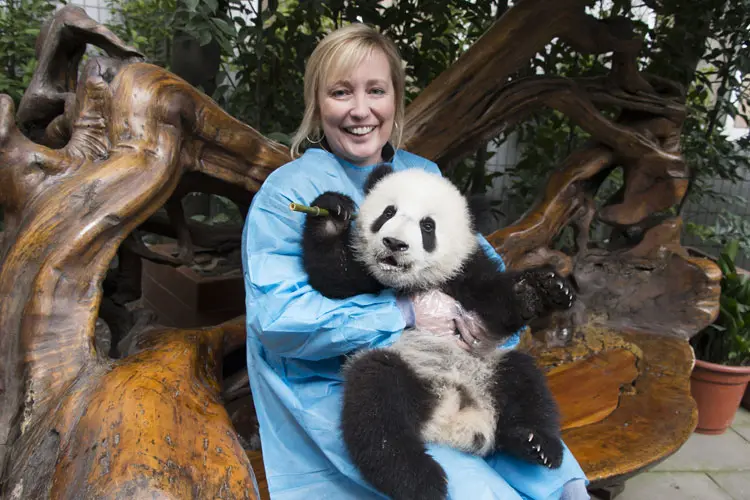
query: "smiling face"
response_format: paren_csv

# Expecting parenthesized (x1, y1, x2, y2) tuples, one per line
(318, 48, 396, 167)
(353, 169, 479, 291)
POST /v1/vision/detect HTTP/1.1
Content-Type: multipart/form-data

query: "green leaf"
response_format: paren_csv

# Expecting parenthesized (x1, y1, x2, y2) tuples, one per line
(212, 17, 236, 37)
(184, 0, 199, 12)
(198, 29, 213, 46)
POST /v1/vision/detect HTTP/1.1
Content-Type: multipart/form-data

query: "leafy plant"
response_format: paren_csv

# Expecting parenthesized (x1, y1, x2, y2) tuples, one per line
(688, 207, 750, 259)
(105, 0, 176, 69)
(0, 0, 58, 106)
(690, 240, 750, 366)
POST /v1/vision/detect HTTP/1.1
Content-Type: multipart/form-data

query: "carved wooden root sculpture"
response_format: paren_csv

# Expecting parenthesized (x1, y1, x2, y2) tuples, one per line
(0, 7, 289, 497)
(0, 1, 722, 497)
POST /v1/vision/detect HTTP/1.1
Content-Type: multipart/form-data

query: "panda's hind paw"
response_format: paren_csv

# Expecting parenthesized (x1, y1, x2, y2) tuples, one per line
(498, 427, 563, 469)
(526, 431, 564, 469)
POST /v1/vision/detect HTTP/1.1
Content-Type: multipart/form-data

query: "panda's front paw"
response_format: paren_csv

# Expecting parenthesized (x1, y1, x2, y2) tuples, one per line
(307, 192, 356, 238)
(513, 268, 575, 320)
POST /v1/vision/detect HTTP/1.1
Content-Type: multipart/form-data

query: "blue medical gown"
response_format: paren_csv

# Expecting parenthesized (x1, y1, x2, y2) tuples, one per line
(241, 147, 588, 499)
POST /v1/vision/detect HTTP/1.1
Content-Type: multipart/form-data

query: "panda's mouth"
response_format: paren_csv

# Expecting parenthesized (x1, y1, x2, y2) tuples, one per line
(377, 255, 412, 271)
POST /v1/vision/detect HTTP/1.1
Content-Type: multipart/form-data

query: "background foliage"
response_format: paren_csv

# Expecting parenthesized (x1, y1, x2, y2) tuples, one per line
(510, 0, 750, 248)
(0, 0, 58, 106)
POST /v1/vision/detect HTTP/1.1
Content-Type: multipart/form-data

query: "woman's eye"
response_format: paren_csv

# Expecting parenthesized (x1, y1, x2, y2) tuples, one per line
(331, 89, 349, 98)
(370, 88, 386, 95)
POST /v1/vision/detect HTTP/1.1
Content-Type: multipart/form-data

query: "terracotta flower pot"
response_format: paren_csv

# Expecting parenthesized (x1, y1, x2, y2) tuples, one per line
(690, 359, 750, 434)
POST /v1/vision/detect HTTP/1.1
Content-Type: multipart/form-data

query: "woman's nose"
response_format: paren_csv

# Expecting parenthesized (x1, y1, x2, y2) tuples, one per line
(349, 94, 370, 118)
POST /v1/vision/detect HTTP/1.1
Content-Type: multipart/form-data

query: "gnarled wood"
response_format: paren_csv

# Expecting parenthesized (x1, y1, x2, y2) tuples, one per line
(0, 6, 289, 495)
(0, 1, 721, 497)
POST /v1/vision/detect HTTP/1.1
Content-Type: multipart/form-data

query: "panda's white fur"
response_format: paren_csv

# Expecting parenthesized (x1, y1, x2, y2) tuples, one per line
(371, 329, 502, 456)
(352, 168, 479, 291)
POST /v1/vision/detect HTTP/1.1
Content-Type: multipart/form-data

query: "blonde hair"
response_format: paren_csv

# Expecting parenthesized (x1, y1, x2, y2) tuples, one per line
(290, 23, 406, 158)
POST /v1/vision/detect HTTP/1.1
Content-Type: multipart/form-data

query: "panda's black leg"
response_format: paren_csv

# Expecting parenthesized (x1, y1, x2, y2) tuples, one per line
(490, 351, 564, 469)
(342, 350, 448, 500)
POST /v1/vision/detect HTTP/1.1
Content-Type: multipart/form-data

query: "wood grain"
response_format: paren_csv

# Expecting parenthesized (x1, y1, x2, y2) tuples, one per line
(559, 330, 697, 485)
(549, 349, 639, 431)
(0, 7, 288, 495)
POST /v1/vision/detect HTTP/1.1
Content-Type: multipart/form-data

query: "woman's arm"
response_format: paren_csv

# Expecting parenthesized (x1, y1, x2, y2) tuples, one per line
(241, 171, 406, 361)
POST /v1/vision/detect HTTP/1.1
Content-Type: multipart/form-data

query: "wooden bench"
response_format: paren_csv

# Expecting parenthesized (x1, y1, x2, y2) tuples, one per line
(0, 3, 718, 499)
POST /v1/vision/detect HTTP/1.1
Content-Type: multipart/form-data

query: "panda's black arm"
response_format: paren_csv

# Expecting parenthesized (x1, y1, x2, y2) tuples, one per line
(301, 192, 385, 300)
(442, 251, 529, 342)
(442, 250, 575, 343)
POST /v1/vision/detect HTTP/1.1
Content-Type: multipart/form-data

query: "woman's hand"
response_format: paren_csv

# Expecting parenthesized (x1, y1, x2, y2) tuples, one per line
(411, 289, 461, 337)
(411, 290, 489, 351)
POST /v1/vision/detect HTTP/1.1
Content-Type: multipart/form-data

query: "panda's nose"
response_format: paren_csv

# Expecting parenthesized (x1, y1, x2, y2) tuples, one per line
(383, 237, 409, 252)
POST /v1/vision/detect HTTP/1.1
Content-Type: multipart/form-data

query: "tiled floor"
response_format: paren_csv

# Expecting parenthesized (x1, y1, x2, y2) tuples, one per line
(607, 407, 750, 500)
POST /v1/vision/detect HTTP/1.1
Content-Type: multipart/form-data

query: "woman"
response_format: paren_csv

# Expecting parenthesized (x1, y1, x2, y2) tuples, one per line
(241, 23, 589, 500)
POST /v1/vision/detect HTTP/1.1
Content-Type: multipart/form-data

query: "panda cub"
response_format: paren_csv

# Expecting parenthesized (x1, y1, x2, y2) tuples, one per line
(301, 165, 575, 500)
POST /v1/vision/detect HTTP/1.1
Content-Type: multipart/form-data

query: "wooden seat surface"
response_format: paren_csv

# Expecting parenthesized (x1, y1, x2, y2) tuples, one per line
(245, 323, 697, 496)
(533, 326, 697, 487)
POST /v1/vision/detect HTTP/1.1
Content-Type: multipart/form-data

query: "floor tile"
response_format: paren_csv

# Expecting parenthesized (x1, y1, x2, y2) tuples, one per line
(651, 429, 750, 472)
(733, 425, 750, 443)
(732, 407, 750, 427)
(709, 471, 750, 500)
(732, 407, 750, 444)
(617, 472, 733, 500)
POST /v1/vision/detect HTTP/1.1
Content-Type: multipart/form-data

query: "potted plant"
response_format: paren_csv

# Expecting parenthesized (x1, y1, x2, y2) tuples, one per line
(689, 239, 750, 434)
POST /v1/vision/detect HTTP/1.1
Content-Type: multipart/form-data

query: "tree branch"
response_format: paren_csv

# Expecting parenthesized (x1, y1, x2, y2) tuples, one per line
(403, 0, 666, 166)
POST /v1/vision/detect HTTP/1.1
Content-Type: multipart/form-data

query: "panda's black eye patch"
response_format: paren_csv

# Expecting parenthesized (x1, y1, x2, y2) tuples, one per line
(420, 219, 435, 233)
(370, 205, 397, 233)
(421, 217, 436, 252)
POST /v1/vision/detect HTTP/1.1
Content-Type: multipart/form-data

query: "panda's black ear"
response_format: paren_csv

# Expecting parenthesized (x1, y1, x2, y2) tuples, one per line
(364, 164, 395, 194)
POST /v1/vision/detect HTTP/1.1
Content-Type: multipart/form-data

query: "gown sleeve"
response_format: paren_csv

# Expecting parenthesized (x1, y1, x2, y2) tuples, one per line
(241, 167, 406, 362)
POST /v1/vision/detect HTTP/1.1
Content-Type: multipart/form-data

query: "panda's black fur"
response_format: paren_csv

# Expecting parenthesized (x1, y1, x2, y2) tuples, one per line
(301, 164, 575, 500)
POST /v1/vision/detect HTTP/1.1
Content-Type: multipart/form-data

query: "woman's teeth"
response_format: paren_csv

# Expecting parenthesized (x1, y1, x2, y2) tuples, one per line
(347, 126, 375, 136)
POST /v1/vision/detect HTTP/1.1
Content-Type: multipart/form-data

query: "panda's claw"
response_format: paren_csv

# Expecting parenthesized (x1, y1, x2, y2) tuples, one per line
(499, 428, 563, 470)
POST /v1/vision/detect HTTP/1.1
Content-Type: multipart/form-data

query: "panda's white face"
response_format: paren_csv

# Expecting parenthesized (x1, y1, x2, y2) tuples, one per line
(352, 169, 478, 291)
